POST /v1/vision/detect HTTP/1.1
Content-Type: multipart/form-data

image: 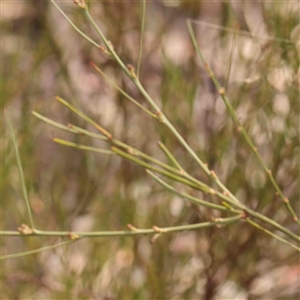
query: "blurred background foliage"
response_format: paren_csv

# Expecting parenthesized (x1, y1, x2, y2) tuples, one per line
(2, 0, 299, 299)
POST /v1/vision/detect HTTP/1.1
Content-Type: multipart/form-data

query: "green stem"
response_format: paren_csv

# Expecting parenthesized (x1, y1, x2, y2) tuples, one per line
(32, 111, 78, 134)
(0, 215, 242, 238)
(111, 146, 209, 192)
(53, 1, 240, 205)
(53, 138, 113, 155)
(187, 19, 300, 227)
(137, 0, 146, 77)
(91, 62, 156, 117)
(50, 0, 100, 48)
(0, 239, 76, 260)
(33, 111, 211, 191)
(246, 219, 300, 252)
(158, 141, 184, 171)
(5, 111, 35, 229)
(56, 96, 112, 138)
(48, 1, 300, 247)
(147, 170, 234, 212)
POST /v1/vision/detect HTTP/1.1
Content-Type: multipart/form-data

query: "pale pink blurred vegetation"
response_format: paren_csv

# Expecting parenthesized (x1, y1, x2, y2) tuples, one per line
(2, 1, 299, 299)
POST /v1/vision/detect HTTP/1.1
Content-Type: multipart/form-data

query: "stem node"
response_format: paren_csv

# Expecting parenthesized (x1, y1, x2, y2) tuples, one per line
(18, 224, 34, 235)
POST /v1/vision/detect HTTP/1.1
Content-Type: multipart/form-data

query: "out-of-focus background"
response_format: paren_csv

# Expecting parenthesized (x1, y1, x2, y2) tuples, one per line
(2, 0, 299, 299)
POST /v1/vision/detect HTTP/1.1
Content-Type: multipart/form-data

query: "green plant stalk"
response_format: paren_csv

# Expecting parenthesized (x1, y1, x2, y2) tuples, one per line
(158, 141, 184, 171)
(34, 110, 182, 175)
(33, 110, 205, 183)
(54, 100, 299, 242)
(242, 207, 300, 242)
(56, 96, 112, 138)
(187, 19, 300, 226)
(49, 1, 300, 246)
(224, 29, 237, 89)
(36, 108, 246, 215)
(114, 146, 298, 244)
(51, 0, 240, 205)
(111, 146, 210, 192)
(147, 170, 234, 212)
(82, 4, 242, 206)
(83, 6, 132, 79)
(91, 62, 156, 117)
(137, 0, 146, 77)
(53, 138, 113, 155)
(32, 112, 107, 141)
(51, 0, 100, 48)
(54, 135, 300, 243)
(0, 239, 76, 260)
(0, 215, 242, 238)
(189, 19, 294, 44)
(114, 139, 189, 176)
(33, 111, 211, 190)
(112, 139, 216, 192)
(32, 111, 79, 134)
(5, 111, 35, 229)
(68, 124, 107, 140)
(245, 219, 300, 252)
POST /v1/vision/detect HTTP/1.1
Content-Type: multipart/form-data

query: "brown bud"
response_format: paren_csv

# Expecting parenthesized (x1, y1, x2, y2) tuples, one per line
(127, 64, 137, 78)
(18, 224, 34, 235)
(73, 0, 86, 9)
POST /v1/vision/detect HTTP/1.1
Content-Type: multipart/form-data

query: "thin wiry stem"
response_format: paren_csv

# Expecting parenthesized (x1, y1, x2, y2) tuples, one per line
(158, 141, 184, 171)
(224, 29, 237, 89)
(51, 1, 241, 206)
(82, 11, 300, 243)
(0, 215, 242, 238)
(50, 0, 100, 48)
(137, 0, 146, 77)
(32, 1, 299, 250)
(147, 170, 234, 212)
(0, 239, 76, 260)
(56, 96, 112, 138)
(33, 111, 205, 188)
(187, 19, 300, 227)
(111, 146, 210, 192)
(245, 219, 300, 252)
(32, 111, 78, 134)
(5, 111, 35, 229)
(189, 19, 293, 44)
(91, 62, 156, 117)
(53, 138, 113, 155)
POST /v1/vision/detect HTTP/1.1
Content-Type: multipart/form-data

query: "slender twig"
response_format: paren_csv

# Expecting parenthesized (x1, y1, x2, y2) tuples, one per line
(187, 19, 300, 227)
(52, 1, 240, 206)
(0, 215, 242, 238)
(245, 219, 300, 252)
(158, 141, 184, 171)
(68, 124, 107, 140)
(137, 0, 146, 77)
(188, 19, 293, 44)
(111, 146, 210, 192)
(32, 111, 78, 134)
(35, 113, 248, 214)
(146, 170, 234, 212)
(0, 239, 76, 260)
(5, 111, 35, 229)
(53, 138, 113, 155)
(33, 1, 300, 249)
(56, 96, 112, 138)
(224, 29, 237, 89)
(106, 8, 241, 210)
(83, 11, 300, 242)
(33, 111, 207, 189)
(90, 62, 156, 117)
(50, 0, 100, 48)
(83, 5, 132, 79)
